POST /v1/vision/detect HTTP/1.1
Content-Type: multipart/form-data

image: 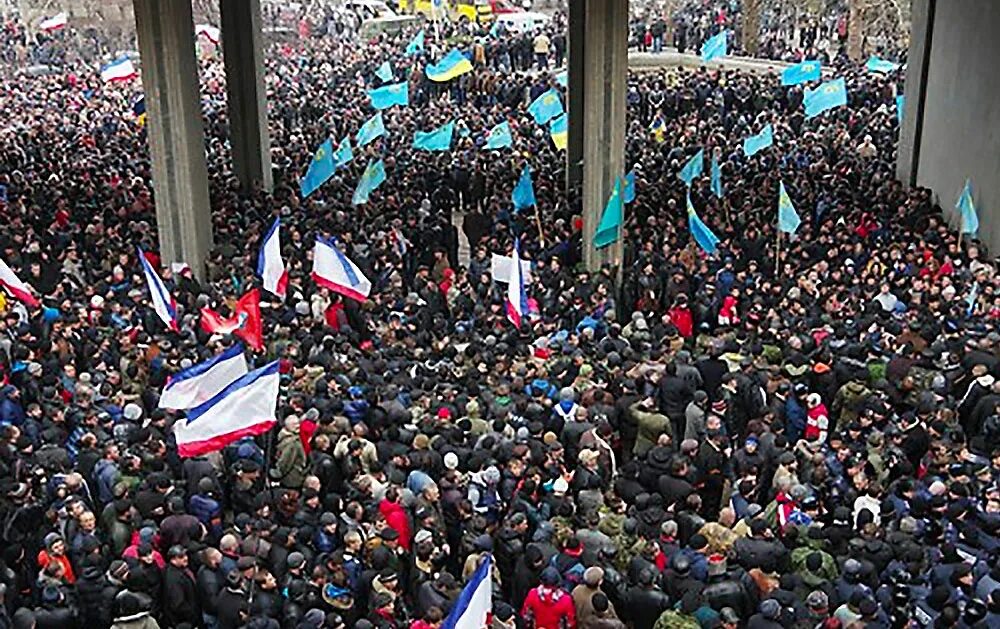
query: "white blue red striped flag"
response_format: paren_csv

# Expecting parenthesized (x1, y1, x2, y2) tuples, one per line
(174, 360, 279, 458)
(137, 247, 179, 331)
(312, 237, 372, 302)
(257, 218, 288, 299)
(158, 344, 248, 410)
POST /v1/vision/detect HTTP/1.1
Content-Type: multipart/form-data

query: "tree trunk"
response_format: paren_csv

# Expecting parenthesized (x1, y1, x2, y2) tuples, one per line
(847, 0, 864, 61)
(743, 0, 763, 55)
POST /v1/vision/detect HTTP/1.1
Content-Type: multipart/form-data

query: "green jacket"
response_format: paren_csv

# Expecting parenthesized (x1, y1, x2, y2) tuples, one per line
(273, 427, 307, 488)
(630, 402, 671, 456)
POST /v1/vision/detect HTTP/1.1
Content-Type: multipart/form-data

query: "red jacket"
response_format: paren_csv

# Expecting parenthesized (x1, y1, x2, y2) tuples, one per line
(378, 499, 411, 551)
(669, 306, 694, 338)
(521, 585, 576, 629)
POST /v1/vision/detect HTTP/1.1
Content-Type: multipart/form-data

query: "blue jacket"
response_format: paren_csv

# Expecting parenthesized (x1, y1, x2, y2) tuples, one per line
(0, 387, 25, 426)
(93, 459, 120, 504)
(785, 397, 807, 442)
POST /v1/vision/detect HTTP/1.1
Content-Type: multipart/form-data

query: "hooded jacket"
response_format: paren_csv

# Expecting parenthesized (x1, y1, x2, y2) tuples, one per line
(522, 583, 576, 629)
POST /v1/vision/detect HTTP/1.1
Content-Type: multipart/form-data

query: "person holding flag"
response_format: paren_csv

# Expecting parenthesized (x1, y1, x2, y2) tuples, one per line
(506, 239, 529, 328)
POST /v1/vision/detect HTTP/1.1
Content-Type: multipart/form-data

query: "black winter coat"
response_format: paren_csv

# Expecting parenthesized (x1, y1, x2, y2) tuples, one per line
(34, 604, 78, 629)
(162, 565, 200, 627)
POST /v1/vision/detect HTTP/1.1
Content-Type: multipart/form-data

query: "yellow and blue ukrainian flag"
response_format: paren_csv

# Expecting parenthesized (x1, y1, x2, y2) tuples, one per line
(426, 49, 473, 82)
(549, 113, 567, 150)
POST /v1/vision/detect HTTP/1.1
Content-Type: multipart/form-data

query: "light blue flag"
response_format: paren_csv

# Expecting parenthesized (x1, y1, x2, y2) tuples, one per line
(368, 82, 409, 110)
(333, 136, 353, 168)
(374, 61, 393, 83)
(527, 88, 564, 125)
(896, 94, 905, 125)
(743, 124, 774, 157)
(777, 181, 802, 234)
(555, 70, 568, 87)
(866, 55, 900, 74)
(701, 31, 727, 62)
(957, 179, 979, 235)
(781, 60, 821, 86)
(405, 30, 425, 56)
(356, 112, 386, 147)
(711, 155, 723, 199)
(623, 170, 636, 204)
(512, 165, 536, 211)
(412, 121, 455, 152)
(352, 159, 387, 206)
(595, 177, 623, 249)
(489, 20, 501, 38)
(299, 138, 335, 198)
(679, 149, 704, 186)
(687, 193, 720, 255)
(804, 78, 847, 118)
(967, 281, 979, 316)
(484, 121, 513, 150)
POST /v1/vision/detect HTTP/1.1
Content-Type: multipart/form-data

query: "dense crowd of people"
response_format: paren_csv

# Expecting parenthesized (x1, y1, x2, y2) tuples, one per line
(0, 3, 995, 629)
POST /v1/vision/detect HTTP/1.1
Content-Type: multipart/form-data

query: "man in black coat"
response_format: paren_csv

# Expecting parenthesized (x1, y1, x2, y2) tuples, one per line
(621, 568, 671, 629)
(658, 362, 693, 440)
(197, 548, 225, 628)
(216, 571, 251, 629)
(33, 586, 78, 629)
(162, 545, 200, 628)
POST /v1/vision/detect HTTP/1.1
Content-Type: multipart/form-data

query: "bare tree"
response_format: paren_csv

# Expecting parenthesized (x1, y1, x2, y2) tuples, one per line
(743, 0, 763, 55)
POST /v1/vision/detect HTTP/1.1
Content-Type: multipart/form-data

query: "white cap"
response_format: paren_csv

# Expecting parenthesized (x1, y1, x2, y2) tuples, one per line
(443, 452, 459, 470)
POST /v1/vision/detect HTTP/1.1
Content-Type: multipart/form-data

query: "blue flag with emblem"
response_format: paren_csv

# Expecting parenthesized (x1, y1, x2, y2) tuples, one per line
(356, 112, 386, 147)
(701, 31, 727, 62)
(333, 136, 353, 168)
(896, 94, 905, 125)
(528, 88, 564, 125)
(512, 165, 536, 211)
(374, 61, 393, 83)
(352, 159, 387, 206)
(743, 124, 774, 157)
(679, 149, 704, 186)
(804, 78, 847, 118)
(957, 179, 979, 235)
(781, 60, 821, 86)
(368, 82, 409, 110)
(623, 169, 636, 204)
(687, 193, 719, 255)
(778, 181, 802, 234)
(412, 121, 455, 151)
(711, 155, 723, 199)
(484, 121, 513, 150)
(406, 30, 425, 56)
(866, 55, 900, 74)
(555, 70, 567, 87)
(299, 138, 335, 198)
(426, 48, 473, 82)
(595, 177, 623, 249)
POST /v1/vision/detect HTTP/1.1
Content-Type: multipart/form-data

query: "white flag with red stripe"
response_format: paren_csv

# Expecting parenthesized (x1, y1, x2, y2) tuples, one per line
(312, 237, 372, 302)
(39, 12, 67, 32)
(257, 218, 288, 300)
(0, 257, 39, 308)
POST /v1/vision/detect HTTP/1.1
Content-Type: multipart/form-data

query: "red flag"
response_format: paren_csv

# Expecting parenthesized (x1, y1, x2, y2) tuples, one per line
(199, 288, 264, 351)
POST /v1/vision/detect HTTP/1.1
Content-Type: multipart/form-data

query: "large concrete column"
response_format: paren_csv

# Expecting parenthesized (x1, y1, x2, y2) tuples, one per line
(896, 0, 935, 186)
(565, 0, 586, 192)
(221, 0, 273, 192)
(581, 0, 628, 272)
(134, 0, 213, 281)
